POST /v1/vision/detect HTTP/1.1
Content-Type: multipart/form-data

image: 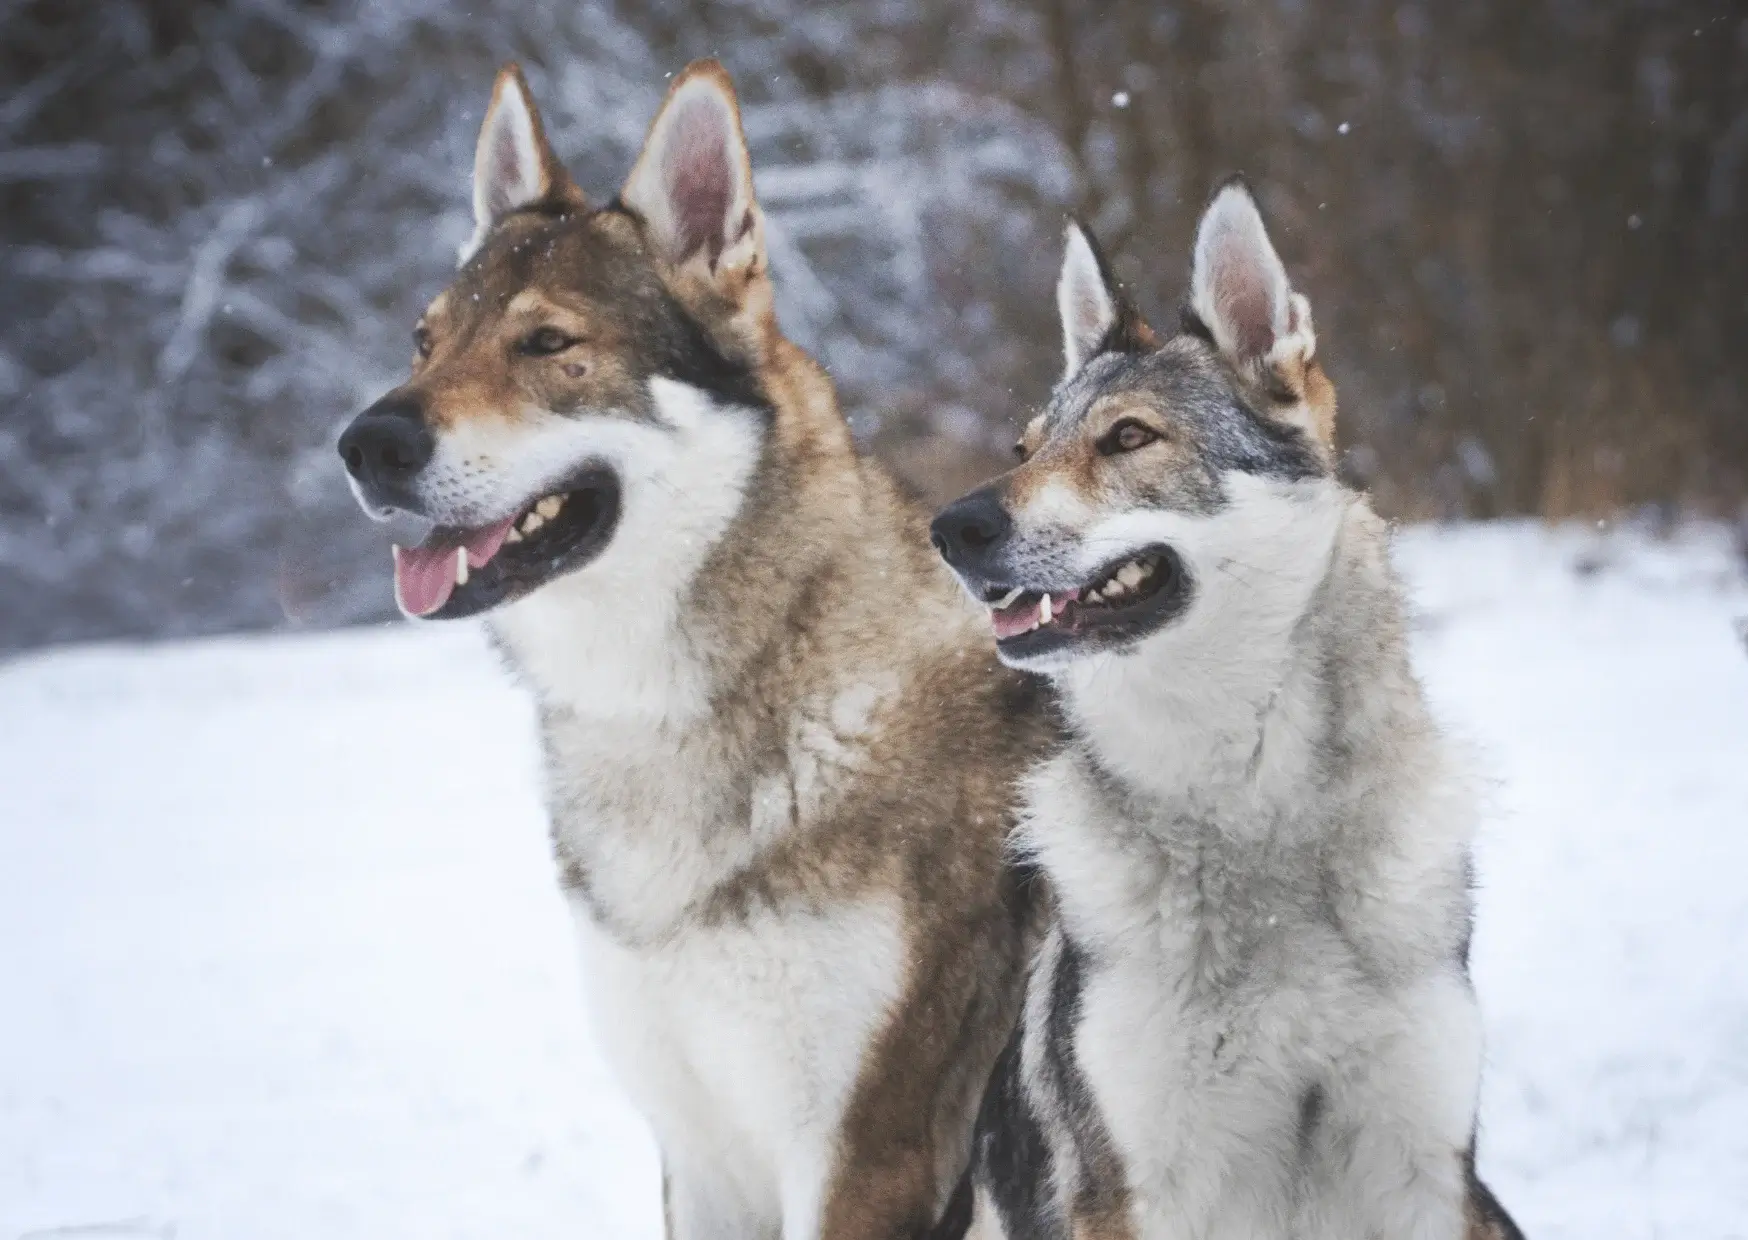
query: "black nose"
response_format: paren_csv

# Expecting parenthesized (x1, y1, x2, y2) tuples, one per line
(338, 395, 434, 491)
(930, 487, 1013, 570)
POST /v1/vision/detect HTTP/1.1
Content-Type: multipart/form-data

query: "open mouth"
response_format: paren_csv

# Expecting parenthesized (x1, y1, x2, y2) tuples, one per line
(390, 465, 621, 620)
(981, 545, 1188, 659)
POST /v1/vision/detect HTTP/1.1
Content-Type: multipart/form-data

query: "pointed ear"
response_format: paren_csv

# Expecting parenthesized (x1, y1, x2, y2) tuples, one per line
(1189, 178, 1316, 374)
(463, 64, 583, 263)
(620, 60, 763, 277)
(1189, 177, 1332, 447)
(1056, 221, 1156, 382)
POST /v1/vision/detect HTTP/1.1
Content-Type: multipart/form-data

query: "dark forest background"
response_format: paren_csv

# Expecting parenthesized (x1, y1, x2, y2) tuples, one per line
(2, 0, 1744, 651)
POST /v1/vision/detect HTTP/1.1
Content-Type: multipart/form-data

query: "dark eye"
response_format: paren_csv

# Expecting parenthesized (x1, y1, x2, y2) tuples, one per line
(413, 326, 433, 359)
(1098, 418, 1160, 455)
(519, 326, 574, 357)
(1012, 440, 1028, 461)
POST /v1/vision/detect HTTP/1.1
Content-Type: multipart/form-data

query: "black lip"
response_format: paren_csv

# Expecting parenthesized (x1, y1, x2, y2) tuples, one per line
(424, 464, 623, 620)
(992, 544, 1191, 663)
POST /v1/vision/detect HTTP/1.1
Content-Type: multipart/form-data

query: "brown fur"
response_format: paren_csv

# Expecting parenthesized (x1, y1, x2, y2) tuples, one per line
(406, 209, 744, 437)
(1269, 350, 1338, 455)
(1070, 1215, 1137, 1240)
(1008, 389, 1228, 512)
(536, 397, 1055, 1226)
(1065, 1123, 1136, 1240)
(610, 401, 1053, 1233)
(541, 448, 1052, 1228)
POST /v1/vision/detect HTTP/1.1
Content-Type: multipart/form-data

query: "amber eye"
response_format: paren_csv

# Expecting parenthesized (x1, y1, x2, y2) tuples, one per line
(518, 326, 574, 357)
(1098, 418, 1160, 455)
(413, 325, 434, 359)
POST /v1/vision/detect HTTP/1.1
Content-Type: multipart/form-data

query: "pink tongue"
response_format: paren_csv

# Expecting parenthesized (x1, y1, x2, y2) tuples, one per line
(991, 599, 1041, 641)
(989, 588, 1080, 641)
(392, 517, 517, 618)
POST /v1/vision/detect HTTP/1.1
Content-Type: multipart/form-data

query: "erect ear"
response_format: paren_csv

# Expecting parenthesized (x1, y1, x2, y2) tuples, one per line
(1189, 178, 1331, 447)
(463, 63, 583, 263)
(1190, 179, 1310, 368)
(620, 60, 763, 278)
(1189, 179, 1332, 447)
(1056, 221, 1156, 383)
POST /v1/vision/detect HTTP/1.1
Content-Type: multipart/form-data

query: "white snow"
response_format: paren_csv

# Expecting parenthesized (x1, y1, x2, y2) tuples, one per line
(2, 521, 1745, 1239)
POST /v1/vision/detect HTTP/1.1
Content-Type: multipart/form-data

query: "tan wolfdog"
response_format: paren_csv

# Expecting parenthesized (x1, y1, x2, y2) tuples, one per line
(338, 60, 1053, 1240)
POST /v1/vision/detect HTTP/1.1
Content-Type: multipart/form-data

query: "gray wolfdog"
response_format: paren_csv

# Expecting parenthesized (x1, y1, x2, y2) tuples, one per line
(931, 181, 1524, 1240)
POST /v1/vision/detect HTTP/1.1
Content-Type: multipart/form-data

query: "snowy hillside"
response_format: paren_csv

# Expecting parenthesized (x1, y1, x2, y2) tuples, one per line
(2, 522, 1745, 1240)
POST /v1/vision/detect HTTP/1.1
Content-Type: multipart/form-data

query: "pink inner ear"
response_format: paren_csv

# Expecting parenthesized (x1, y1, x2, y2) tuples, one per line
(489, 136, 528, 219)
(482, 100, 543, 222)
(1214, 253, 1276, 361)
(663, 97, 733, 264)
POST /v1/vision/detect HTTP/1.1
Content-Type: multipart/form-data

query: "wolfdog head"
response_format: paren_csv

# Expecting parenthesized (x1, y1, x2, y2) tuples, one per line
(931, 180, 1345, 675)
(338, 61, 781, 620)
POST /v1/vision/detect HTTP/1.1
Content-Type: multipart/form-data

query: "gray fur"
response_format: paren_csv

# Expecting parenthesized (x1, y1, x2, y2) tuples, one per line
(962, 210, 1522, 1240)
(976, 479, 1523, 1239)
(1045, 337, 1324, 515)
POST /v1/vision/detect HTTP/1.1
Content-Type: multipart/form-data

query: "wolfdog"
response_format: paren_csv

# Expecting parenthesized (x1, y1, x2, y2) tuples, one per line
(930, 181, 1524, 1240)
(337, 60, 1053, 1238)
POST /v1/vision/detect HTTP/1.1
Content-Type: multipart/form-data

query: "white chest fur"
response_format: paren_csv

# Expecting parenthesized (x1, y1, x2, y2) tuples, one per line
(512, 622, 912, 1232)
(571, 895, 905, 1233)
(1027, 747, 1482, 1240)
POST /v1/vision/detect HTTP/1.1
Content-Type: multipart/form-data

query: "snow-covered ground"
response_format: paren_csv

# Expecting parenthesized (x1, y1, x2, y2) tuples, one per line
(2, 521, 1744, 1240)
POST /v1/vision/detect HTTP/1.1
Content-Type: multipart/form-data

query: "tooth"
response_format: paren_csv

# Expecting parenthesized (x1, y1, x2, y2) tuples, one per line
(536, 495, 563, 519)
(1040, 594, 1052, 625)
(1105, 578, 1128, 597)
(1136, 559, 1155, 577)
(455, 546, 469, 586)
(1118, 562, 1144, 587)
(522, 511, 545, 534)
(1085, 588, 1103, 604)
(996, 587, 1023, 609)
(506, 526, 523, 543)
